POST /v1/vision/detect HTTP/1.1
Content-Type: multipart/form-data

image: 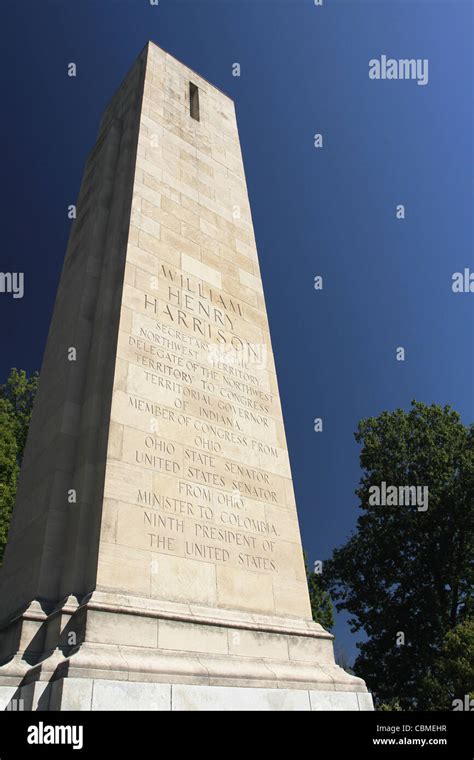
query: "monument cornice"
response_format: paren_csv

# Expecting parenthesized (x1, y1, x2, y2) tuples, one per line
(83, 592, 335, 641)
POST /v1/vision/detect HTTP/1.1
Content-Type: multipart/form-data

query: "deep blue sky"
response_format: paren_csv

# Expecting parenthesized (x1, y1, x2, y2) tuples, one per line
(1, 0, 472, 663)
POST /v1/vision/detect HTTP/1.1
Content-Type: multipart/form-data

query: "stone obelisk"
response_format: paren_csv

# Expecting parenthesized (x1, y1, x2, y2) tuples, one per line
(0, 42, 372, 710)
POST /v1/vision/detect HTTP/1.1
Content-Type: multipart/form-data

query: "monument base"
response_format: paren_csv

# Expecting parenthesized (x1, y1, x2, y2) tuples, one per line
(0, 592, 374, 711)
(0, 678, 373, 711)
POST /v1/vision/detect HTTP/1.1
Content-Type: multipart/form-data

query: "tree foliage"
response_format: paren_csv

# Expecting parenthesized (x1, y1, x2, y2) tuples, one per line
(323, 401, 474, 710)
(0, 368, 38, 563)
(304, 552, 334, 631)
(420, 619, 474, 710)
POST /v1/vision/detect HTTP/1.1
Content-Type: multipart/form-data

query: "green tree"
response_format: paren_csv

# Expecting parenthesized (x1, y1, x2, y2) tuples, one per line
(323, 401, 474, 710)
(378, 699, 403, 711)
(421, 619, 474, 710)
(304, 552, 334, 630)
(0, 399, 19, 564)
(0, 368, 38, 563)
